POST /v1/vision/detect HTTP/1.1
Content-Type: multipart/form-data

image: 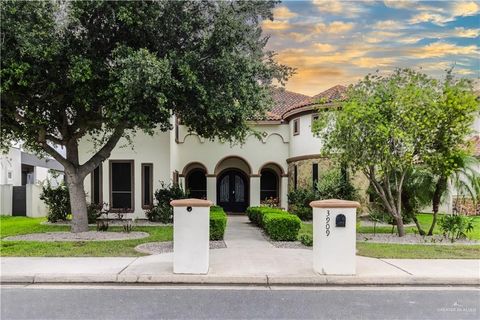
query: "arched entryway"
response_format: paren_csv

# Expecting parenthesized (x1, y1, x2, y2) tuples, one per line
(217, 169, 249, 212)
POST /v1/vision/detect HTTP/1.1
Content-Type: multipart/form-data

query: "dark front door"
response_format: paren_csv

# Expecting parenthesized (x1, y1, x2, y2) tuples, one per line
(12, 186, 26, 216)
(217, 170, 249, 212)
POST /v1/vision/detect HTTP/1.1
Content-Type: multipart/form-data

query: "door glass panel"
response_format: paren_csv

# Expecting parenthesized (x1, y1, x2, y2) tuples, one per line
(220, 175, 229, 202)
(234, 175, 244, 202)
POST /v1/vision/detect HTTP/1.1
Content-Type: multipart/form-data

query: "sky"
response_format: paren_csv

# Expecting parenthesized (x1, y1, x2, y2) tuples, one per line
(264, 0, 480, 96)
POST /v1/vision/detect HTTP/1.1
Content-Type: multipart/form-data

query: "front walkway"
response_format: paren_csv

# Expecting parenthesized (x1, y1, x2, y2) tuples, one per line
(1, 216, 479, 285)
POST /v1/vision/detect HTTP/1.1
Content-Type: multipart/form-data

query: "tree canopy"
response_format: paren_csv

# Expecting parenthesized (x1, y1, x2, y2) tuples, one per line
(1, 0, 292, 232)
(314, 68, 479, 236)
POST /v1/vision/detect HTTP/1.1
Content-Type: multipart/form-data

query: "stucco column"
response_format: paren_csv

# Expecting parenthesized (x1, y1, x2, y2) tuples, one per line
(207, 176, 216, 204)
(178, 177, 185, 189)
(281, 176, 288, 210)
(250, 175, 260, 207)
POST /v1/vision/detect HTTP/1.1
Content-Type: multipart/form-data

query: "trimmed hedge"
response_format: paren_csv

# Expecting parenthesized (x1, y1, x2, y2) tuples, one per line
(246, 207, 284, 227)
(210, 206, 227, 240)
(263, 212, 301, 241)
(246, 206, 301, 241)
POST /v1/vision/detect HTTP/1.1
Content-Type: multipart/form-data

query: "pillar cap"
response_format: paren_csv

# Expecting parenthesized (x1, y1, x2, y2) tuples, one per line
(310, 199, 360, 208)
(170, 198, 213, 207)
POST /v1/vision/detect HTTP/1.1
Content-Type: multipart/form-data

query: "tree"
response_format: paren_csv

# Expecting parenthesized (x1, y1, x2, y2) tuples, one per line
(1, 1, 292, 232)
(314, 69, 442, 236)
(419, 72, 479, 235)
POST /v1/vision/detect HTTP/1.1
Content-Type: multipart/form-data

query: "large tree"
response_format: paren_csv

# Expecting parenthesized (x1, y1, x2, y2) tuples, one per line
(314, 69, 444, 236)
(1, 1, 292, 232)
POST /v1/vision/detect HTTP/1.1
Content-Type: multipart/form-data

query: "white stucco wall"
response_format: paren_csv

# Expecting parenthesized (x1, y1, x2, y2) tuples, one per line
(26, 184, 48, 217)
(80, 131, 171, 218)
(0, 184, 13, 215)
(0, 147, 21, 186)
(289, 114, 323, 157)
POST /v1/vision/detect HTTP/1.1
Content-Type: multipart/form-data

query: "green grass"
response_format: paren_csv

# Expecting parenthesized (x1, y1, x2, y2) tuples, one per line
(357, 243, 480, 259)
(0, 216, 172, 257)
(357, 213, 480, 240)
(298, 214, 480, 259)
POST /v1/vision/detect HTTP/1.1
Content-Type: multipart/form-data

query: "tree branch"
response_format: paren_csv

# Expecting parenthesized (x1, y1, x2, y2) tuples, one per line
(78, 125, 126, 179)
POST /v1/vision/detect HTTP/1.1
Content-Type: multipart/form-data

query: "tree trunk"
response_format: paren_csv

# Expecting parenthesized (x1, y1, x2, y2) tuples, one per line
(66, 176, 89, 233)
(428, 176, 447, 236)
(412, 215, 425, 236)
(395, 215, 405, 237)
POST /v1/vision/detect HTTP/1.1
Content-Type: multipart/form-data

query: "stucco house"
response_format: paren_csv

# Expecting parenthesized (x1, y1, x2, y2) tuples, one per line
(79, 85, 367, 217)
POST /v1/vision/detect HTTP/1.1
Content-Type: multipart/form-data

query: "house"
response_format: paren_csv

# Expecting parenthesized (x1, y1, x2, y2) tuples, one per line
(0, 146, 64, 216)
(79, 85, 369, 218)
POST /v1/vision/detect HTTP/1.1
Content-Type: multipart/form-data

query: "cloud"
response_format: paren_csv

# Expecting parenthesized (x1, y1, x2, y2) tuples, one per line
(452, 1, 480, 17)
(262, 20, 291, 31)
(364, 31, 402, 43)
(374, 20, 404, 30)
(383, 0, 419, 10)
(287, 32, 312, 42)
(313, 43, 337, 52)
(352, 57, 396, 68)
(312, 0, 366, 17)
(454, 27, 480, 38)
(409, 12, 450, 25)
(273, 6, 298, 20)
(409, 42, 479, 58)
(315, 21, 355, 34)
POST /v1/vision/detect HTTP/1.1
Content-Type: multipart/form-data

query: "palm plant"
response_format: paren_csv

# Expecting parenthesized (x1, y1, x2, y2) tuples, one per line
(427, 154, 479, 235)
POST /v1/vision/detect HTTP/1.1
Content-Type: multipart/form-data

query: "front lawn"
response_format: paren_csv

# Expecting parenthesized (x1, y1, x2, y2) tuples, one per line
(299, 214, 480, 259)
(0, 216, 172, 257)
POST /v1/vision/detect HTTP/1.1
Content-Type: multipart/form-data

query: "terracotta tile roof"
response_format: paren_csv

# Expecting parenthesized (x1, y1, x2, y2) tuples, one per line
(269, 88, 310, 119)
(283, 85, 347, 117)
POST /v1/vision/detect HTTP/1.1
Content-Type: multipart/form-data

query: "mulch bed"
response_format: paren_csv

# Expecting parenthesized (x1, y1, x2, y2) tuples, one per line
(3, 231, 150, 242)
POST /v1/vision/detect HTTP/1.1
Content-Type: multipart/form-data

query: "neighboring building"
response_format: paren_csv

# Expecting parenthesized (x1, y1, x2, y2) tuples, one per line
(0, 146, 64, 216)
(79, 85, 369, 218)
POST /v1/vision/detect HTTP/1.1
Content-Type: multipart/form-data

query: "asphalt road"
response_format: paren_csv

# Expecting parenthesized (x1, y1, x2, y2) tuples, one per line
(1, 285, 479, 320)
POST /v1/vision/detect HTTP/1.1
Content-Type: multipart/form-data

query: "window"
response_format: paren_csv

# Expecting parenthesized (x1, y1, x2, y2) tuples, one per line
(91, 164, 103, 204)
(110, 160, 134, 211)
(260, 169, 278, 201)
(175, 116, 179, 142)
(7, 171, 12, 180)
(293, 118, 300, 135)
(312, 163, 318, 189)
(311, 114, 319, 132)
(294, 165, 298, 190)
(186, 169, 207, 199)
(142, 163, 153, 209)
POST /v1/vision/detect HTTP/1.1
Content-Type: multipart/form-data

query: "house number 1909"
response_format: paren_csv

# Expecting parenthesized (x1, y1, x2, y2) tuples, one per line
(326, 210, 330, 236)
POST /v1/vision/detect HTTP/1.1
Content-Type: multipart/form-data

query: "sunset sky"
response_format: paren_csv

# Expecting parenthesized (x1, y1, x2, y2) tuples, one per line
(264, 0, 479, 95)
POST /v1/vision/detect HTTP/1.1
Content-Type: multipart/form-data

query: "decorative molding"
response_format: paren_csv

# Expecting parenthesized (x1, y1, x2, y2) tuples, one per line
(286, 154, 326, 163)
(214, 155, 253, 175)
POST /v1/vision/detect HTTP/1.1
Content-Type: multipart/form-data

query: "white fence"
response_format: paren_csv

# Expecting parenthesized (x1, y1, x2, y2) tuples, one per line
(0, 184, 48, 217)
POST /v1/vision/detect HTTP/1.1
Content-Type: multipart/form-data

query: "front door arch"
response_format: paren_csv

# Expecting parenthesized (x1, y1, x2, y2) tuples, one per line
(217, 169, 249, 212)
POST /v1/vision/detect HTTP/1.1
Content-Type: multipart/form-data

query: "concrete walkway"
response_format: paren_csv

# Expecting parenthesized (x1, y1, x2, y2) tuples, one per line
(1, 216, 479, 285)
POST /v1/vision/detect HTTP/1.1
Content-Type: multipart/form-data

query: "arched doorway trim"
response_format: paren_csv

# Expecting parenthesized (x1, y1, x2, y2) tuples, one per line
(214, 155, 253, 176)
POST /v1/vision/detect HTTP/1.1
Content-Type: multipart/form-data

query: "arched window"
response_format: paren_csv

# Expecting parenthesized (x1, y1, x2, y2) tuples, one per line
(186, 169, 207, 199)
(260, 169, 278, 201)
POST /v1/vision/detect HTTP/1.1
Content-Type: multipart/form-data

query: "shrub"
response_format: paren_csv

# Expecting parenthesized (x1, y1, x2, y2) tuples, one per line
(210, 206, 227, 240)
(87, 202, 108, 224)
(40, 182, 70, 222)
(299, 233, 313, 246)
(246, 206, 284, 227)
(290, 205, 312, 221)
(263, 212, 301, 241)
(316, 168, 357, 201)
(146, 182, 188, 223)
(439, 214, 475, 242)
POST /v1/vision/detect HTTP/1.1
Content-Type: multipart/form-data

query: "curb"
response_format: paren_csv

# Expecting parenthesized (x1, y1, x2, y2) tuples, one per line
(2, 274, 479, 286)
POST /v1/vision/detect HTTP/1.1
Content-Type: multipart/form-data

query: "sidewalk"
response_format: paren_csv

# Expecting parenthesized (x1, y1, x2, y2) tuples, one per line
(1, 216, 479, 285)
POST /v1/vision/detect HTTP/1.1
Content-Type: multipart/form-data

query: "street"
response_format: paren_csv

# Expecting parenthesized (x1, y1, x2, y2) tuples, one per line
(1, 285, 479, 320)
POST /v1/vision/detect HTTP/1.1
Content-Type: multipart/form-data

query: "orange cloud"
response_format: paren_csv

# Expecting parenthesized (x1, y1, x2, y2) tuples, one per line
(315, 21, 355, 34)
(273, 6, 298, 20)
(452, 1, 480, 17)
(409, 42, 478, 58)
(262, 20, 291, 31)
(313, 43, 337, 52)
